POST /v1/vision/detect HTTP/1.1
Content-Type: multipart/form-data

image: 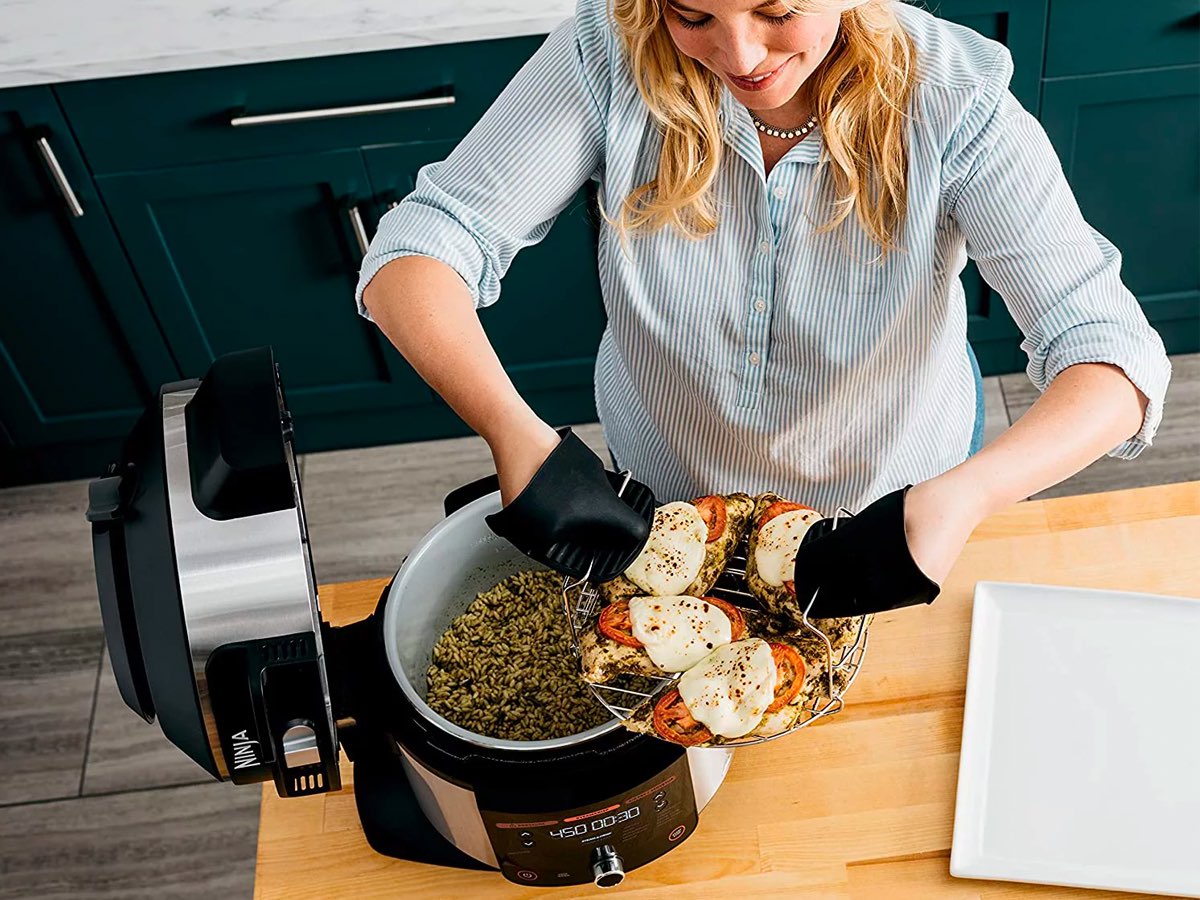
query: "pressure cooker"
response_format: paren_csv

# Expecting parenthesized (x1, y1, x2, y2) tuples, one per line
(85, 347, 734, 888)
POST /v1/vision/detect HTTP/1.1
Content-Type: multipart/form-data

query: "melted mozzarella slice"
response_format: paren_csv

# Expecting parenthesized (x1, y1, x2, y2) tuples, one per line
(629, 595, 733, 673)
(754, 509, 824, 587)
(678, 639, 776, 738)
(624, 501, 707, 595)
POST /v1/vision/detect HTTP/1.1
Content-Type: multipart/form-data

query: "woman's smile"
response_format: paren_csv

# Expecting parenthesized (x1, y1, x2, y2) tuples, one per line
(726, 56, 793, 92)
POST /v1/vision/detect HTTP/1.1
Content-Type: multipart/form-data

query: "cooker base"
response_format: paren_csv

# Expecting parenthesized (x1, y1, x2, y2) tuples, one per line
(354, 746, 492, 871)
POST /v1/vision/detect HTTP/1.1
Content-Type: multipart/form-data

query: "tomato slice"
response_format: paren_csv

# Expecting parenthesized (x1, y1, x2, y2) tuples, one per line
(597, 601, 642, 648)
(693, 495, 727, 543)
(653, 689, 714, 746)
(702, 596, 746, 641)
(757, 500, 814, 531)
(766, 642, 806, 713)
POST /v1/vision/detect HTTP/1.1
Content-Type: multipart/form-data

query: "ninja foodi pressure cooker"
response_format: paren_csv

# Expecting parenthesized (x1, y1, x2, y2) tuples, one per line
(86, 347, 733, 888)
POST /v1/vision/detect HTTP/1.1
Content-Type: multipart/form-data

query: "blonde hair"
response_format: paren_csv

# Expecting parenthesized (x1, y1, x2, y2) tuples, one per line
(610, 0, 915, 255)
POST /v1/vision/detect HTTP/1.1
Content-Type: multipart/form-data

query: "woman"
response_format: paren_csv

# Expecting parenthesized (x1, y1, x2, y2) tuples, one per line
(357, 0, 1169, 595)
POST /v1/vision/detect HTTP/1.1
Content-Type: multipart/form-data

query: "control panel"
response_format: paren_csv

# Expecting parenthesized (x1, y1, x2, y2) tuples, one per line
(478, 753, 698, 886)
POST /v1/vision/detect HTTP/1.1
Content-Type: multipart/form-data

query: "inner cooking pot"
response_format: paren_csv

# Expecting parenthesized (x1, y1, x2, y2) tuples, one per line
(382, 489, 622, 752)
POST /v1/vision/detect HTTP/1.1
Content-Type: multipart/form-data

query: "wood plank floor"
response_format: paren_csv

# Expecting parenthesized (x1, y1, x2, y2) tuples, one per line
(0, 355, 1194, 898)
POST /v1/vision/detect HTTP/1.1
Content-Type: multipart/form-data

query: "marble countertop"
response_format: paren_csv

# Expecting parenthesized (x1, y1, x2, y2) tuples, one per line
(1, 0, 575, 89)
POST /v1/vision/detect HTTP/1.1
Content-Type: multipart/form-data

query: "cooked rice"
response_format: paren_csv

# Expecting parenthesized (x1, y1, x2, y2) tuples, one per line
(425, 570, 612, 741)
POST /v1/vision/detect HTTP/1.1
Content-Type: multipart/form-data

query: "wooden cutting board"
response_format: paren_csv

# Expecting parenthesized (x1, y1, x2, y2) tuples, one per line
(254, 481, 1200, 899)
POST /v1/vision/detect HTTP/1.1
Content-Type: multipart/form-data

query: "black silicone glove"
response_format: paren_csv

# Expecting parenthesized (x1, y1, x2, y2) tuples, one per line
(484, 426, 656, 581)
(792, 485, 940, 618)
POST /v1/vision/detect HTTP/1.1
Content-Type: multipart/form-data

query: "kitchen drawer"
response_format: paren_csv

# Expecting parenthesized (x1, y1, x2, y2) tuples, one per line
(1045, 0, 1198, 77)
(54, 34, 544, 174)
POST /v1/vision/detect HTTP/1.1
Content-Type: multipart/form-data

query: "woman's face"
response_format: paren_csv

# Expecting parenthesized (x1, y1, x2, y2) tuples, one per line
(664, 0, 841, 112)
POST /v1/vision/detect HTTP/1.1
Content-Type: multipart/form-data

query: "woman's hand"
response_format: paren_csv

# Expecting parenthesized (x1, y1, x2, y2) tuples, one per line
(902, 473, 991, 585)
(483, 423, 654, 582)
(487, 416, 563, 506)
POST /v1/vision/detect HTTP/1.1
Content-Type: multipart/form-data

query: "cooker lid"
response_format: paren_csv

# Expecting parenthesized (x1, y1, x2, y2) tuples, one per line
(87, 347, 339, 798)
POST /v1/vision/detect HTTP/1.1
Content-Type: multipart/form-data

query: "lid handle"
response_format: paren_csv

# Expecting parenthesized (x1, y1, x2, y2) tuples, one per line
(185, 347, 294, 521)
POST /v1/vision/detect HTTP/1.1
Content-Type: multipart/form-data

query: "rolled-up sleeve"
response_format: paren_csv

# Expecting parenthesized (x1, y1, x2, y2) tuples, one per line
(944, 47, 1171, 458)
(355, 2, 612, 317)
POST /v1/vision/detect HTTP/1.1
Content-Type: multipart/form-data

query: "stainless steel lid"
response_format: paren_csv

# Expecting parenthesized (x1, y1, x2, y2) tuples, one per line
(89, 347, 340, 798)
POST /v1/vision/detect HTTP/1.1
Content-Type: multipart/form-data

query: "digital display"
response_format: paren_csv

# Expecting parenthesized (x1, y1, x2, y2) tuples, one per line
(548, 806, 641, 839)
(479, 753, 699, 887)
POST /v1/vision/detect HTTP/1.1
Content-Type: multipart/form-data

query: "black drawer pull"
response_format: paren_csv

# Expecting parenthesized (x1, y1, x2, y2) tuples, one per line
(229, 95, 455, 127)
(1170, 11, 1199, 32)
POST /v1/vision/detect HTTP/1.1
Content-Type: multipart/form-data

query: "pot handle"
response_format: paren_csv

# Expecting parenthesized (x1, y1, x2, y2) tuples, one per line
(442, 473, 500, 518)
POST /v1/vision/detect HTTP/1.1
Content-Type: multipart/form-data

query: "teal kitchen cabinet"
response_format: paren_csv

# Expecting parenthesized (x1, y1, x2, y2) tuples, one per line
(54, 36, 544, 174)
(1045, 1, 1199, 77)
(1040, 66, 1200, 354)
(928, 0, 1050, 375)
(95, 149, 438, 453)
(0, 87, 178, 485)
(364, 141, 607, 430)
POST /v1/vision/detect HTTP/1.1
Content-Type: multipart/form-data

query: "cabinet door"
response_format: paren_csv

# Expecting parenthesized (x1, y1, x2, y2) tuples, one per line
(1041, 66, 1199, 355)
(364, 141, 607, 430)
(927, 0, 1050, 375)
(0, 86, 178, 481)
(97, 150, 436, 451)
(1045, 1, 1198, 77)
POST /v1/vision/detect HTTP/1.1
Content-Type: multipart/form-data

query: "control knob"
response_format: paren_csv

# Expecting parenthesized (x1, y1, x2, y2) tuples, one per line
(591, 844, 625, 888)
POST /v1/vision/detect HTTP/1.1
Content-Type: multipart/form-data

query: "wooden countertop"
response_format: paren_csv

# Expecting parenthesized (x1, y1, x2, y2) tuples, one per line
(255, 482, 1200, 899)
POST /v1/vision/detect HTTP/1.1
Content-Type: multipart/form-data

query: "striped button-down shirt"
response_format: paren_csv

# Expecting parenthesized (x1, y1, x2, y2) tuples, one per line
(356, 0, 1170, 511)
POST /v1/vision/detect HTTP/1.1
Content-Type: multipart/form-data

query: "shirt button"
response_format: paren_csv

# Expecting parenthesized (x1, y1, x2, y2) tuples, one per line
(772, 185, 786, 200)
(749, 352, 761, 366)
(754, 299, 766, 312)
(759, 239, 771, 254)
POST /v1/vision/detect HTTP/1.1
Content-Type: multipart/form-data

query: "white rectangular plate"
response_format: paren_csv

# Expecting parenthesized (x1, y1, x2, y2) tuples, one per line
(951, 581, 1200, 897)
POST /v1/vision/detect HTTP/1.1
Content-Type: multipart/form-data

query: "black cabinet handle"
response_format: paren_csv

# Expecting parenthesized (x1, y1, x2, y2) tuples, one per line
(1170, 11, 1199, 32)
(34, 135, 84, 218)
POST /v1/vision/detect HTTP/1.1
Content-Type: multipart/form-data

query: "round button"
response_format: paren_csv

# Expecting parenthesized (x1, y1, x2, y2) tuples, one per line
(759, 239, 771, 253)
(749, 352, 761, 366)
(772, 185, 786, 199)
(668, 824, 687, 842)
(754, 299, 766, 312)
(517, 869, 538, 881)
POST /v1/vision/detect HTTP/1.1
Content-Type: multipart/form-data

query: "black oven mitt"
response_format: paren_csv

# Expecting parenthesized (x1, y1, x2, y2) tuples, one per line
(792, 485, 940, 618)
(484, 426, 656, 582)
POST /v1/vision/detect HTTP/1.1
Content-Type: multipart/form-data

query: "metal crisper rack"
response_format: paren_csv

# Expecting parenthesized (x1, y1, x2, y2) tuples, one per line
(561, 474, 872, 748)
